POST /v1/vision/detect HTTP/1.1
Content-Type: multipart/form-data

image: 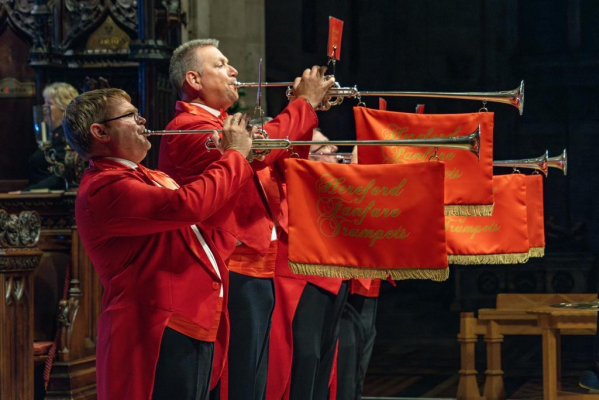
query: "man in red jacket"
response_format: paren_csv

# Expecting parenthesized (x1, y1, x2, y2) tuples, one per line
(63, 88, 253, 400)
(158, 39, 346, 400)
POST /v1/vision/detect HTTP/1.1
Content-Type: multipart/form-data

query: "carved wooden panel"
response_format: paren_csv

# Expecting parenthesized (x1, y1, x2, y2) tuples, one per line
(0, 195, 100, 397)
(0, 208, 42, 400)
(0, 0, 37, 42)
(109, 0, 137, 34)
(1, 0, 182, 182)
(0, 27, 36, 182)
(0, 255, 37, 400)
(62, 0, 104, 48)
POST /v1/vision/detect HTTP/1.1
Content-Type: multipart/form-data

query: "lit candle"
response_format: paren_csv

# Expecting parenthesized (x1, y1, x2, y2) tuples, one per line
(41, 122, 47, 145)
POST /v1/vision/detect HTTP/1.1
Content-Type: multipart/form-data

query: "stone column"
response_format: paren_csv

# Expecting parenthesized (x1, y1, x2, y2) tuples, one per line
(183, 0, 266, 112)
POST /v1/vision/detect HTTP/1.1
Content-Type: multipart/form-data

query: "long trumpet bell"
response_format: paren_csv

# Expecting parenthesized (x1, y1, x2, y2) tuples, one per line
(205, 126, 481, 160)
(493, 149, 567, 177)
(547, 149, 567, 176)
(235, 80, 525, 115)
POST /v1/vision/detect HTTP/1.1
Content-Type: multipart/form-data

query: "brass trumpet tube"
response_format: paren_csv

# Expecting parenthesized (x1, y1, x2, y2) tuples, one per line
(235, 81, 294, 88)
(494, 151, 548, 177)
(493, 149, 568, 177)
(309, 153, 354, 163)
(238, 79, 525, 115)
(144, 129, 217, 136)
(207, 128, 481, 158)
(357, 80, 524, 116)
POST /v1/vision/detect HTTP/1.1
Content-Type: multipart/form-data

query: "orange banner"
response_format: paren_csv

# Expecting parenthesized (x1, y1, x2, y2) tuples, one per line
(445, 174, 529, 264)
(526, 174, 545, 257)
(285, 159, 448, 280)
(354, 108, 494, 216)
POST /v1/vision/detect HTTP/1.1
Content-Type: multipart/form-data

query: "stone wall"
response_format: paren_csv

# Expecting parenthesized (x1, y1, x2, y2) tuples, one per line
(182, 0, 266, 112)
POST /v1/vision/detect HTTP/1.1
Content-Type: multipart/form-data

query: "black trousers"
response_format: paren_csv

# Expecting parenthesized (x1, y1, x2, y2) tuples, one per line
(336, 295, 378, 400)
(227, 271, 275, 400)
(152, 327, 214, 400)
(289, 281, 349, 400)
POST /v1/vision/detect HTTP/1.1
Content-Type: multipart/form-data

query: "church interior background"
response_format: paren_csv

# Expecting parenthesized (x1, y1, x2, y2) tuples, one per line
(1, 0, 598, 398)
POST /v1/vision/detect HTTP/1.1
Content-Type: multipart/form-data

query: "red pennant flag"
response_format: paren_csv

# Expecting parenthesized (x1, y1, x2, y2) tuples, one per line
(526, 174, 545, 257)
(445, 174, 530, 264)
(354, 107, 494, 217)
(379, 98, 387, 111)
(285, 159, 448, 280)
(328, 17, 344, 60)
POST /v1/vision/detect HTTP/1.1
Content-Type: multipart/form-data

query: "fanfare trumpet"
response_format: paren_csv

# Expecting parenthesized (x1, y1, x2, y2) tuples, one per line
(235, 80, 525, 115)
(493, 149, 567, 177)
(145, 127, 481, 160)
(204, 126, 481, 159)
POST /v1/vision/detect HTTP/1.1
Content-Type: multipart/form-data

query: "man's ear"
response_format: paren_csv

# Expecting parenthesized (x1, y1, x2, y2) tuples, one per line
(185, 70, 202, 92)
(89, 123, 111, 143)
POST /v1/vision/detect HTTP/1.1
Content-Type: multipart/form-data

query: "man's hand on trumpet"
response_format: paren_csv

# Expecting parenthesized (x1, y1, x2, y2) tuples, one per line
(213, 112, 253, 158)
(292, 66, 336, 109)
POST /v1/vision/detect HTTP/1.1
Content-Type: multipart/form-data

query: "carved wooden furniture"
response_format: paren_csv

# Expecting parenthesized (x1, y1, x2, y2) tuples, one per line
(0, 209, 43, 400)
(457, 293, 598, 400)
(0, 192, 101, 399)
(527, 308, 598, 400)
(0, 0, 184, 189)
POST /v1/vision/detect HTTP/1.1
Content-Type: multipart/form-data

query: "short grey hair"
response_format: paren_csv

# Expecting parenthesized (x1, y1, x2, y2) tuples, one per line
(63, 88, 131, 160)
(169, 38, 220, 95)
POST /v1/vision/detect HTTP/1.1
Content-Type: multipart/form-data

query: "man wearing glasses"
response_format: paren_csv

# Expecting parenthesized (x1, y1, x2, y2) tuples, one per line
(63, 88, 253, 400)
(158, 39, 346, 399)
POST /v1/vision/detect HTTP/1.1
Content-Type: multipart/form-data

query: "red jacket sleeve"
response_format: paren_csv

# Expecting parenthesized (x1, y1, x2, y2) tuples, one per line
(80, 150, 253, 236)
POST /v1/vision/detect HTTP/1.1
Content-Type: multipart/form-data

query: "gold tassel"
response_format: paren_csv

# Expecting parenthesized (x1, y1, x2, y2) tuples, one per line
(444, 204, 494, 217)
(288, 261, 449, 282)
(529, 247, 545, 258)
(388, 268, 449, 282)
(448, 252, 530, 265)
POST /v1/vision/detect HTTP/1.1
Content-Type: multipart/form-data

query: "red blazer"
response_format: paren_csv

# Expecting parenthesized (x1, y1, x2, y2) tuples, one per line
(76, 154, 252, 400)
(159, 99, 317, 261)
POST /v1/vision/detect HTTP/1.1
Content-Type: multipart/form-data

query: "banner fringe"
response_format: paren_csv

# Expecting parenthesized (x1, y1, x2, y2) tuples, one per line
(529, 247, 545, 258)
(288, 261, 449, 282)
(444, 204, 494, 217)
(448, 252, 530, 265)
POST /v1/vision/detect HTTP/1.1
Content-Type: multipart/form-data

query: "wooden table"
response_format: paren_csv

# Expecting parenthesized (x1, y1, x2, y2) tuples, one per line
(527, 307, 599, 400)
(457, 294, 598, 400)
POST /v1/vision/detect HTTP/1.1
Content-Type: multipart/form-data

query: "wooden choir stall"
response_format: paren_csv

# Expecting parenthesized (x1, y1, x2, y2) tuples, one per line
(0, 0, 185, 397)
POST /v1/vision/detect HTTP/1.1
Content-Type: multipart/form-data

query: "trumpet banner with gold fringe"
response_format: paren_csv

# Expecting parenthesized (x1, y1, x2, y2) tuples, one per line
(526, 174, 545, 257)
(285, 158, 449, 281)
(445, 174, 530, 265)
(354, 107, 494, 216)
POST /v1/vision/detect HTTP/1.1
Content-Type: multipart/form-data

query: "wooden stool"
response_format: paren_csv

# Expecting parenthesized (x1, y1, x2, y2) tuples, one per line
(527, 308, 598, 400)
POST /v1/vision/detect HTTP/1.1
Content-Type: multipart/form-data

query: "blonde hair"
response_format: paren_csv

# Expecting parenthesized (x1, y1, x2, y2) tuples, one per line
(43, 82, 79, 111)
(63, 88, 131, 159)
(169, 38, 220, 95)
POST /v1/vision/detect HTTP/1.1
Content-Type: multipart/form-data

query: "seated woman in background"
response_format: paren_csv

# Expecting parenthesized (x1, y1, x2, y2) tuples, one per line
(27, 82, 79, 190)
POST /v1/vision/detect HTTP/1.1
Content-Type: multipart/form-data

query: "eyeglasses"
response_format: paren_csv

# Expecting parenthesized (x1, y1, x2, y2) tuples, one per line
(98, 111, 144, 124)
